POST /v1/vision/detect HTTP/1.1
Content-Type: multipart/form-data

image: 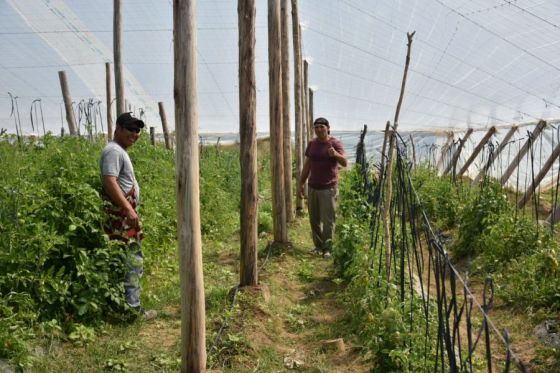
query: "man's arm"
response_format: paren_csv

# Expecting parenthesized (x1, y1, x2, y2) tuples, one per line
(299, 157, 311, 197)
(103, 175, 139, 226)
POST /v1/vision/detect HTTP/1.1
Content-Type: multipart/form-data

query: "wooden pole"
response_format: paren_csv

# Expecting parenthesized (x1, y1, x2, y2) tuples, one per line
(105, 63, 113, 141)
(378, 121, 391, 180)
(436, 132, 454, 172)
(291, 0, 304, 214)
(457, 126, 496, 177)
(473, 125, 518, 185)
(268, 0, 287, 243)
(58, 70, 78, 135)
(308, 88, 314, 134)
(113, 0, 125, 116)
(304, 60, 310, 143)
(383, 31, 415, 281)
(238, 0, 258, 286)
(500, 120, 547, 186)
(158, 102, 172, 150)
(518, 142, 560, 209)
(443, 128, 474, 176)
(281, 0, 293, 223)
(150, 126, 155, 146)
(409, 133, 417, 168)
(174, 0, 206, 370)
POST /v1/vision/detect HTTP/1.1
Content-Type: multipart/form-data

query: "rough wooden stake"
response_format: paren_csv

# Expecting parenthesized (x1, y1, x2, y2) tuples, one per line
(281, 0, 293, 223)
(409, 133, 417, 168)
(443, 128, 474, 176)
(238, 0, 258, 286)
(518, 142, 560, 209)
(436, 132, 454, 172)
(383, 31, 415, 281)
(158, 102, 172, 150)
(472, 125, 518, 185)
(150, 126, 155, 146)
(268, 0, 287, 243)
(500, 120, 547, 186)
(174, 0, 206, 370)
(58, 70, 78, 135)
(291, 0, 304, 214)
(113, 0, 125, 116)
(304, 60, 310, 143)
(105, 62, 113, 141)
(457, 126, 496, 178)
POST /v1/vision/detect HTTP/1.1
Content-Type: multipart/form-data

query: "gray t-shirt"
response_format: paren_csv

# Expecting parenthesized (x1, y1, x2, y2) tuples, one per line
(100, 141, 140, 204)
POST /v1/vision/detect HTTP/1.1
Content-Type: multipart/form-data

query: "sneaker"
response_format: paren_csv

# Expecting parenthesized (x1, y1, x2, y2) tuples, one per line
(130, 307, 157, 322)
(323, 251, 331, 259)
(141, 309, 158, 321)
(310, 247, 322, 256)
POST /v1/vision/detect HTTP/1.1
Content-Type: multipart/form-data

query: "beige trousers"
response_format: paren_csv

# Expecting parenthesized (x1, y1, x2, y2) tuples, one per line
(308, 187, 337, 252)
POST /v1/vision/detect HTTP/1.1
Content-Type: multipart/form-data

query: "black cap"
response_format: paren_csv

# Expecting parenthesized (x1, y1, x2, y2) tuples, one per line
(313, 117, 329, 127)
(116, 112, 145, 128)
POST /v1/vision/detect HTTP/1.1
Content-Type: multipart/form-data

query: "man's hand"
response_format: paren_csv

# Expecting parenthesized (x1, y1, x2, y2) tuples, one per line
(327, 146, 338, 157)
(123, 206, 139, 227)
(299, 183, 306, 198)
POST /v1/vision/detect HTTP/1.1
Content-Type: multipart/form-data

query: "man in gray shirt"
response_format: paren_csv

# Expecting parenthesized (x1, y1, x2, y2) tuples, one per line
(100, 112, 156, 321)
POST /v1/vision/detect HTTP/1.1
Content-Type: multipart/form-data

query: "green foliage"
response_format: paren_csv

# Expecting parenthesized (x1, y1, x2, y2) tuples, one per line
(335, 165, 439, 371)
(333, 167, 372, 280)
(411, 166, 467, 229)
(497, 246, 560, 310)
(411, 167, 560, 312)
(453, 180, 511, 258)
(474, 215, 551, 272)
(198, 147, 241, 238)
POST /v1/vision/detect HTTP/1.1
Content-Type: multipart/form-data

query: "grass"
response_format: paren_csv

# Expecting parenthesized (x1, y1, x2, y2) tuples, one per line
(0, 133, 370, 372)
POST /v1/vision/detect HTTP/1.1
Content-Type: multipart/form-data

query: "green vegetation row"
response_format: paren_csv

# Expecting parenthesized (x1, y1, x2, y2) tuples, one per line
(332, 163, 560, 371)
(0, 135, 273, 370)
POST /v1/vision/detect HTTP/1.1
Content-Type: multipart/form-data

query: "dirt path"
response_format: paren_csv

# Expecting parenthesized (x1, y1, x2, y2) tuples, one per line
(210, 218, 371, 372)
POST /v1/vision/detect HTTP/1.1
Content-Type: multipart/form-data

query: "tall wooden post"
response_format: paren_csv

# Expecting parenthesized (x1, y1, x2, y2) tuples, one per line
(280, 0, 293, 223)
(58, 70, 77, 135)
(113, 0, 125, 116)
(436, 132, 454, 172)
(518, 142, 560, 209)
(378, 121, 391, 179)
(150, 126, 155, 146)
(308, 88, 314, 134)
(238, 0, 258, 286)
(303, 60, 310, 143)
(409, 134, 417, 167)
(457, 126, 496, 177)
(500, 120, 547, 186)
(268, 0, 287, 243)
(105, 63, 113, 140)
(473, 125, 518, 185)
(174, 0, 206, 371)
(291, 0, 303, 214)
(158, 102, 172, 150)
(383, 32, 415, 281)
(443, 128, 474, 176)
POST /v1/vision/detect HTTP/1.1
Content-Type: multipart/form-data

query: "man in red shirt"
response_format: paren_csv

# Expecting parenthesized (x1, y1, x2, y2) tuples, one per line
(299, 117, 347, 258)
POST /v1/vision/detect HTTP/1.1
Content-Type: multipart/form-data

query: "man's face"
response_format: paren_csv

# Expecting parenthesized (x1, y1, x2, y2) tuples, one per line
(314, 123, 329, 140)
(115, 124, 141, 149)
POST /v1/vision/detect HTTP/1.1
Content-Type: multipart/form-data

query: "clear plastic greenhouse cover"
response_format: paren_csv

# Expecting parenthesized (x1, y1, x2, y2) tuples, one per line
(2, 0, 560, 190)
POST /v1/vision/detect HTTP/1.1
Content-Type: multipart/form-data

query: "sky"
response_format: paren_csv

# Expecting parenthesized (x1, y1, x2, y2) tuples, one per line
(1, 0, 560, 135)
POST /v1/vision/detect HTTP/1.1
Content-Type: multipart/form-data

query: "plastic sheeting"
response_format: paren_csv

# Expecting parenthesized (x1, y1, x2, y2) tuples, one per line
(1, 0, 560, 135)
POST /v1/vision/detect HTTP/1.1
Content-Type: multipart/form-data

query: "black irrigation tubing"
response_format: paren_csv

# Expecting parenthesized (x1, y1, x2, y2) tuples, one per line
(355, 129, 529, 372)
(409, 172, 528, 372)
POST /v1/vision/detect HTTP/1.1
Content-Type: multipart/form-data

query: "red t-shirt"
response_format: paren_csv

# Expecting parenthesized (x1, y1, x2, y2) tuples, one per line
(305, 137, 345, 189)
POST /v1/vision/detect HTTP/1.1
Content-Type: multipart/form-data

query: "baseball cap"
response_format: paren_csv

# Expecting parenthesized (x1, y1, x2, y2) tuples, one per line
(116, 112, 145, 129)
